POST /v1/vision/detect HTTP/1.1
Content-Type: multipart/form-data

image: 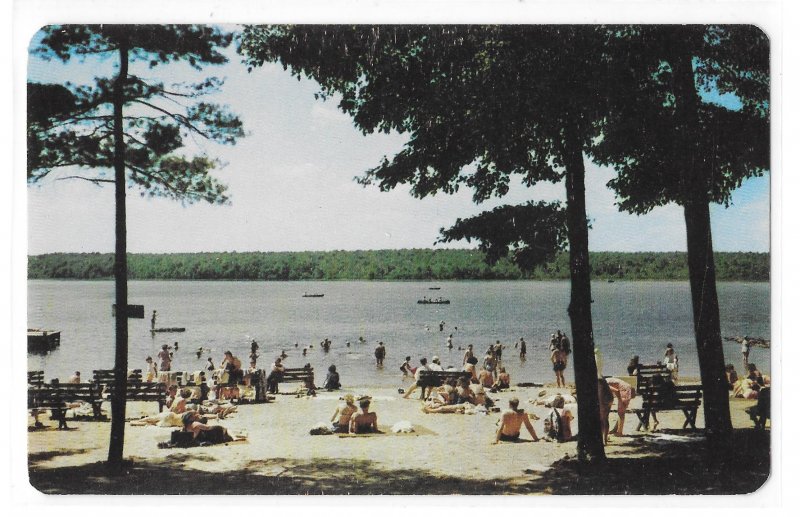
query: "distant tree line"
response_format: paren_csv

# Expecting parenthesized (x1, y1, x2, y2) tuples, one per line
(28, 250, 769, 281)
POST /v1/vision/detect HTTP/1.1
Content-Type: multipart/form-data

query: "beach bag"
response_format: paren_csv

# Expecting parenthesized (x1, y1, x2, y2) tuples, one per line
(544, 408, 563, 441)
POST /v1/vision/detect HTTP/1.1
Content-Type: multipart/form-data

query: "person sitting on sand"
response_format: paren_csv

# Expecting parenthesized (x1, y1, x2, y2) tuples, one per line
(478, 366, 494, 389)
(494, 398, 539, 443)
(746, 363, 765, 386)
(725, 364, 739, 390)
(181, 411, 233, 444)
(68, 371, 81, 384)
(429, 356, 443, 371)
(605, 377, 635, 437)
(492, 367, 511, 392)
(330, 394, 358, 432)
(543, 394, 574, 442)
(350, 398, 378, 434)
(324, 364, 341, 391)
(456, 377, 475, 404)
(132, 387, 191, 427)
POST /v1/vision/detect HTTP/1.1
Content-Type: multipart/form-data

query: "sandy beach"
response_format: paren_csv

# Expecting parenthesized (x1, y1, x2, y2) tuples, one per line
(27, 382, 770, 495)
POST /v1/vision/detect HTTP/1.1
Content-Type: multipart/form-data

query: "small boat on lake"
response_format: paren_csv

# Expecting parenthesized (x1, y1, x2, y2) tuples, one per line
(428, 287, 441, 290)
(417, 298, 450, 305)
(28, 329, 61, 354)
(302, 293, 325, 298)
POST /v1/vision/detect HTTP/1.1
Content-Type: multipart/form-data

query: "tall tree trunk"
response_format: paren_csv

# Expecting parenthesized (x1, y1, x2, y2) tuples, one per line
(563, 124, 606, 463)
(670, 41, 733, 438)
(108, 38, 130, 466)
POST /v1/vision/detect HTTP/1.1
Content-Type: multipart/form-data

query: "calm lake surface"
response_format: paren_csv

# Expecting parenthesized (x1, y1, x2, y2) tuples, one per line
(27, 280, 770, 387)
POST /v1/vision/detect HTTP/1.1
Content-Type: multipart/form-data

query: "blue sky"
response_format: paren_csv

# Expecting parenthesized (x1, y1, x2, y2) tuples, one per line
(26, 27, 770, 255)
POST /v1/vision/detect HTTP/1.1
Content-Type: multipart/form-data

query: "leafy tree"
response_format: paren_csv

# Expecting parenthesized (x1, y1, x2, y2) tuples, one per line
(593, 25, 769, 438)
(240, 25, 609, 462)
(28, 25, 244, 466)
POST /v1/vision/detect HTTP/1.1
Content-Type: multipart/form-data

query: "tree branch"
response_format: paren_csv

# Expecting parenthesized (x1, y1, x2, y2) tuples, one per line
(56, 175, 115, 185)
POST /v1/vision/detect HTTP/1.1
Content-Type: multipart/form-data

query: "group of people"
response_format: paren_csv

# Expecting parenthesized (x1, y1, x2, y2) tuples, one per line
(329, 394, 378, 434)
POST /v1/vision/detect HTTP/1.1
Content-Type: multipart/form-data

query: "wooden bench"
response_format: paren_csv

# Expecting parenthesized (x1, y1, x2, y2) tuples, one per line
(28, 382, 105, 429)
(92, 369, 143, 388)
(279, 367, 315, 384)
(106, 382, 169, 412)
(633, 384, 703, 431)
(635, 364, 670, 391)
(28, 370, 45, 386)
(418, 370, 472, 400)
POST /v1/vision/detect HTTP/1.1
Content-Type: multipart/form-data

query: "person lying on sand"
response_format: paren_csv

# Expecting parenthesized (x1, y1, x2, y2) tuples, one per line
(349, 398, 378, 434)
(181, 411, 233, 444)
(494, 398, 539, 443)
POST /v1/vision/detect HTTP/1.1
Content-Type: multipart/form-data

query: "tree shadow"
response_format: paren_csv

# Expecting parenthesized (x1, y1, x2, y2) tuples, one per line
(28, 429, 770, 495)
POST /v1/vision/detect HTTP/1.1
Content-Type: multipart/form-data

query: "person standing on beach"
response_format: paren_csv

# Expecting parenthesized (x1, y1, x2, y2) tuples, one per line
(463, 344, 475, 365)
(375, 341, 386, 367)
(150, 310, 157, 330)
(403, 357, 430, 399)
(742, 339, 751, 372)
(158, 344, 171, 372)
(400, 356, 414, 377)
(519, 337, 527, 360)
(145, 356, 157, 382)
(494, 398, 539, 443)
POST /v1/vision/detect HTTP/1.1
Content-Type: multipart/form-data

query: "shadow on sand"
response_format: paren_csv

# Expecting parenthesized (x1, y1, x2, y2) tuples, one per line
(28, 429, 770, 495)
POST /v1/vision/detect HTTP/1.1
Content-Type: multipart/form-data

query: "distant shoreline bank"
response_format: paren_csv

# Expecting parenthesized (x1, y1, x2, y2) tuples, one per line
(27, 250, 770, 282)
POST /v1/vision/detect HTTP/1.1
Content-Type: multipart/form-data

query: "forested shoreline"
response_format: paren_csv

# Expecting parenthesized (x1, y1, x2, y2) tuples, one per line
(28, 250, 769, 281)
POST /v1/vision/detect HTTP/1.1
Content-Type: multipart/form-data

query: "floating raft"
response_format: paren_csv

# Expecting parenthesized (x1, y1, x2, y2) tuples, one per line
(28, 329, 61, 353)
(302, 294, 324, 298)
(417, 299, 450, 305)
(151, 327, 186, 333)
(428, 287, 441, 290)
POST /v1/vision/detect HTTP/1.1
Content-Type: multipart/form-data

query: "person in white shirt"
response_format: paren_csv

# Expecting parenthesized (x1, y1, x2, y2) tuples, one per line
(402, 357, 431, 399)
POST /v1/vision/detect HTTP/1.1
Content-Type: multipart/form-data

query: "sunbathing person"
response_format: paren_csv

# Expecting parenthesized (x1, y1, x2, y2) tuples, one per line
(492, 368, 511, 392)
(181, 411, 233, 444)
(349, 398, 378, 434)
(330, 394, 358, 432)
(478, 366, 495, 389)
(494, 398, 539, 443)
(132, 388, 192, 427)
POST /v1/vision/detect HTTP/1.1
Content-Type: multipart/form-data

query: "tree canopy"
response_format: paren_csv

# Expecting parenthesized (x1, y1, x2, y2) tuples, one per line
(28, 25, 244, 204)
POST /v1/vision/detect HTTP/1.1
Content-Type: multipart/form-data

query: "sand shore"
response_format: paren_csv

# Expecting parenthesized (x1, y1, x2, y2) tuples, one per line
(27, 383, 770, 495)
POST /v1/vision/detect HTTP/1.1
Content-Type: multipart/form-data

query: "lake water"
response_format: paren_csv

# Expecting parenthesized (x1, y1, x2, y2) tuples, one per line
(27, 280, 770, 387)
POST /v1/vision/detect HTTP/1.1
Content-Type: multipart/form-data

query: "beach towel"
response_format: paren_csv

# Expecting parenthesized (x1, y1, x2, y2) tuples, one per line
(391, 421, 415, 433)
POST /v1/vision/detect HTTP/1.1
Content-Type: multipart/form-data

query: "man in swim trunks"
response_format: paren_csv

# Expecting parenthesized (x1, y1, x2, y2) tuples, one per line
(494, 397, 539, 443)
(349, 398, 378, 434)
